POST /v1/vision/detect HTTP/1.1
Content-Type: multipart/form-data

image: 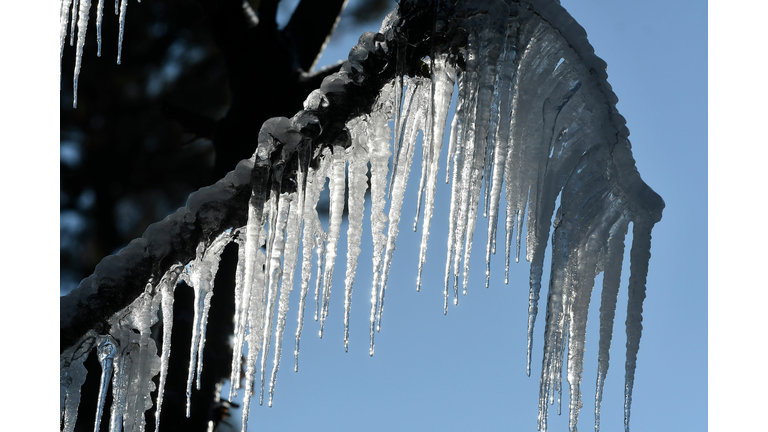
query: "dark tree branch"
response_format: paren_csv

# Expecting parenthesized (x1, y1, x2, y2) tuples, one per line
(284, 0, 349, 71)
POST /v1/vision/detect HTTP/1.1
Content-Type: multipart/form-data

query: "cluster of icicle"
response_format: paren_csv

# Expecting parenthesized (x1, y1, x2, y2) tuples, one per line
(60, 1, 663, 432)
(59, 0, 131, 108)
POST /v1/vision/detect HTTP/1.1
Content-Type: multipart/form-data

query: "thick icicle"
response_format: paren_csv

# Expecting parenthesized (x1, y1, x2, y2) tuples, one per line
(155, 265, 183, 432)
(319, 146, 347, 337)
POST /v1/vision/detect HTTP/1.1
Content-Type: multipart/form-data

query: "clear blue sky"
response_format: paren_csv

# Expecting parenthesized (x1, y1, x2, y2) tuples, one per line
(219, 1, 708, 432)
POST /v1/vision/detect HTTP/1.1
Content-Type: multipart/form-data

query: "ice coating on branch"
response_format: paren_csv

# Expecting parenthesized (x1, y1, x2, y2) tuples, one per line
(60, 1, 665, 431)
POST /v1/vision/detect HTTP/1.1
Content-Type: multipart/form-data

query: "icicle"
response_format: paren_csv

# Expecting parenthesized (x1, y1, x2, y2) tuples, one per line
(94, 335, 116, 432)
(69, 0, 79, 46)
(416, 53, 455, 292)
(367, 82, 394, 355)
(344, 119, 370, 351)
(96, 0, 104, 56)
(624, 220, 654, 432)
(241, 241, 268, 432)
(117, 0, 127, 64)
(155, 265, 183, 432)
(269, 192, 303, 407)
(61, 334, 95, 432)
(104, 285, 161, 432)
(295, 155, 330, 369)
(377, 77, 427, 332)
(319, 146, 347, 337)
(72, 0, 92, 108)
(442, 69, 469, 312)
(595, 218, 629, 432)
(184, 231, 233, 416)
(60, 0, 74, 88)
(229, 231, 248, 400)
(459, 17, 505, 296)
(389, 38, 406, 200)
(260, 193, 292, 405)
(485, 22, 518, 288)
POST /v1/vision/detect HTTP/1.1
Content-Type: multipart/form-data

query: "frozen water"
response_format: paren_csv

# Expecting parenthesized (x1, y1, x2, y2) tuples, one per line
(60, 1, 664, 432)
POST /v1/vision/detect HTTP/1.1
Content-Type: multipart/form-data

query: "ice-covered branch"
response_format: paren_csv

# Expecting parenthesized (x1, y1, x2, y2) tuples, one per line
(61, 1, 664, 432)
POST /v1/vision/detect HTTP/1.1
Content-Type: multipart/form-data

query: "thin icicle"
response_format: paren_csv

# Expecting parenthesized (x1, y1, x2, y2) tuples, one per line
(241, 241, 268, 432)
(367, 82, 394, 355)
(72, 0, 92, 108)
(60, 0, 74, 88)
(624, 220, 654, 432)
(269, 193, 303, 407)
(229, 231, 248, 400)
(61, 335, 94, 432)
(155, 265, 183, 432)
(96, 0, 104, 56)
(443, 70, 468, 313)
(295, 156, 330, 369)
(260, 193, 292, 405)
(595, 218, 629, 432)
(69, 0, 80, 46)
(117, 0, 127, 64)
(416, 54, 455, 292)
(184, 231, 233, 415)
(94, 336, 116, 432)
(377, 77, 426, 332)
(344, 120, 370, 351)
(319, 146, 347, 337)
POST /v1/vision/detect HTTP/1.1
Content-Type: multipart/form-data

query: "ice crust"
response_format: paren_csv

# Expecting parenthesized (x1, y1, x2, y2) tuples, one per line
(60, 1, 663, 432)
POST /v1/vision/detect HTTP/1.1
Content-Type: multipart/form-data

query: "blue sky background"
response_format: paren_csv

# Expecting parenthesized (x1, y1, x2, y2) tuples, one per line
(217, 1, 709, 431)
